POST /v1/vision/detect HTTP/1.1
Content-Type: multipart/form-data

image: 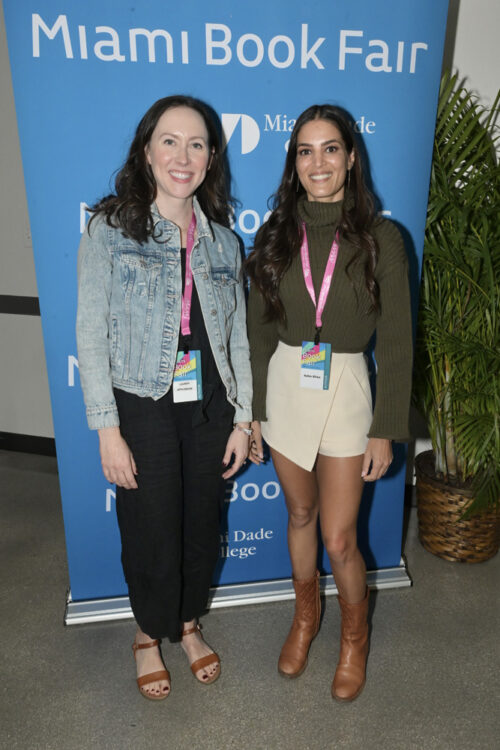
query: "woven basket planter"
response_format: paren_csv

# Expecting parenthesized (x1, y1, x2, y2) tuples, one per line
(415, 451, 499, 563)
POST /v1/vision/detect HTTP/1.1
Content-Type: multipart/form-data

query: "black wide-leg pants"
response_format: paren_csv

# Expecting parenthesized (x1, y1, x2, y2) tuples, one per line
(114, 386, 233, 641)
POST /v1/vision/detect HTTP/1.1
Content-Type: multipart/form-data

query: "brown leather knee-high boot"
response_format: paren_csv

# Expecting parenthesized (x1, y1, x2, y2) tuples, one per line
(331, 587, 369, 701)
(278, 570, 321, 678)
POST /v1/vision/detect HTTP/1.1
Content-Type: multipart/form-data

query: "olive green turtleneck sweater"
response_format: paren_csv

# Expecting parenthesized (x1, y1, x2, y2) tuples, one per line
(247, 198, 413, 441)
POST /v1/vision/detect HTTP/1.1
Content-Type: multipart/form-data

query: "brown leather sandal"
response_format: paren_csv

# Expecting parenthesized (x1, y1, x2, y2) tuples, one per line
(132, 639, 171, 701)
(181, 624, 220, 685)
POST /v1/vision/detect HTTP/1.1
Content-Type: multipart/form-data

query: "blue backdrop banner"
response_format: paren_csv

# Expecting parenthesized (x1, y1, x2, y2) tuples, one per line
(4, 1, 449, 603)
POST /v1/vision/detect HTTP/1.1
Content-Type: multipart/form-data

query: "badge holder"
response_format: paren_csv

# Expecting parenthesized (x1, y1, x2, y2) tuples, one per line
(173, 345, 203, 403)
(300, 337, 331, 390)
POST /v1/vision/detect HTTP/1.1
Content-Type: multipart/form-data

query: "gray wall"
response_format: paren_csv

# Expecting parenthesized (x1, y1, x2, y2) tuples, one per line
(0, 0, 53, 438)
(0, 0, 498, 442)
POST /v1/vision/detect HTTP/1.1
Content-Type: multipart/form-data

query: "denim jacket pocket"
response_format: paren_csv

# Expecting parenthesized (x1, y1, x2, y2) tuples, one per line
(211, 267, 237, 317)
(118, 247, 163, 299)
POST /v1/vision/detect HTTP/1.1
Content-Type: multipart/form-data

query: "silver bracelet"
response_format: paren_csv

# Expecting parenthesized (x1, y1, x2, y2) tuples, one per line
(234, 424, 252, 436)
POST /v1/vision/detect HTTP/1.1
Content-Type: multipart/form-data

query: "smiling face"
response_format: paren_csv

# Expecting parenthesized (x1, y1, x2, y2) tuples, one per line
(145, 105, 212, 216)
(295, 118, 354, 203)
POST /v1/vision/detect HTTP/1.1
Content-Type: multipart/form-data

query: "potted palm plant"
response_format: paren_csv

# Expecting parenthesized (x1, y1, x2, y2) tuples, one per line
(413, 72, 500, 562)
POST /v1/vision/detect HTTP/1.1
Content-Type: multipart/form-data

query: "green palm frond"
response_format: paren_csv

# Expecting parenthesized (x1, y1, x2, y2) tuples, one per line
(413, 72, 500, 514)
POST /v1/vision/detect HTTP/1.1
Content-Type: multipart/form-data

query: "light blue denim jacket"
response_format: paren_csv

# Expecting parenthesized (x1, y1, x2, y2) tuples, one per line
(76, 198, 252, 429)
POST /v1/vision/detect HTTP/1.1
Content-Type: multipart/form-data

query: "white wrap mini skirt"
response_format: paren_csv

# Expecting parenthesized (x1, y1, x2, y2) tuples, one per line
(261, 342, 372, 471)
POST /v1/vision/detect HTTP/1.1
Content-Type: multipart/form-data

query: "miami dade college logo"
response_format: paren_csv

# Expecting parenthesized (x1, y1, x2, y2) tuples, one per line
(221, 113, 260, 154)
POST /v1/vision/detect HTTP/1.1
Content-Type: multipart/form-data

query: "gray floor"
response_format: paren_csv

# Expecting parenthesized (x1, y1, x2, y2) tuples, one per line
(1, 450, 499, 750)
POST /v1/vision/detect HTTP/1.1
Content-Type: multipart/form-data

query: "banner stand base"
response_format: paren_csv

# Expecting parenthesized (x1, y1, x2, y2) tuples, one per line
(64, 560, 411, 625)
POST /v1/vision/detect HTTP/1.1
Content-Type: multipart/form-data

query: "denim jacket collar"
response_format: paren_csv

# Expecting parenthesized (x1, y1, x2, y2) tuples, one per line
(150, 196, 215, 242)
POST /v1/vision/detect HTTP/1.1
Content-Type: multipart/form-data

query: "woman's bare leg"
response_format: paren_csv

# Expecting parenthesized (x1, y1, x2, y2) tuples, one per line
(270, 447, 319, 578)
(316, 454, 366, 602)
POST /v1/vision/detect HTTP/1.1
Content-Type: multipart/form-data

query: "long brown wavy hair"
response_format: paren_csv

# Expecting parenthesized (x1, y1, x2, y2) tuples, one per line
(90, 95, 230, 242)
(245, 104, 380, 322)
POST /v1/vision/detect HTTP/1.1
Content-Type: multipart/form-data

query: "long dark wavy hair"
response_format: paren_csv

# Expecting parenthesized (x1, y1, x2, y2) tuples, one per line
(90, 95, 230, 242)
(245, 104, 380, 322)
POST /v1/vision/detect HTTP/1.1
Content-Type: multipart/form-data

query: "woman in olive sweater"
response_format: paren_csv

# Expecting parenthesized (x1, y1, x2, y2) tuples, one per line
(246, 104, 412, 702)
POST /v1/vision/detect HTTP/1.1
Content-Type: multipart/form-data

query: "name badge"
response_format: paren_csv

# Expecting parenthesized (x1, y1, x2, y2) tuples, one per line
(173, 350, 203, 402)
(300, 341, 331, 390)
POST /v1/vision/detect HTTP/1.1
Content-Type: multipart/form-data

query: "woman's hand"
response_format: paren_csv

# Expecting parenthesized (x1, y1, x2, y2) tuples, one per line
(361, 438, 392, 482)
(222, 424, 250, 479)
(248, 420, 265, 465)
(98, 426, 138, 489)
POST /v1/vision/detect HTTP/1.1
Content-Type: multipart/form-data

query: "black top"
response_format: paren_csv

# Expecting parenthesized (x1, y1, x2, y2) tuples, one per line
(178, 248, 232, 426)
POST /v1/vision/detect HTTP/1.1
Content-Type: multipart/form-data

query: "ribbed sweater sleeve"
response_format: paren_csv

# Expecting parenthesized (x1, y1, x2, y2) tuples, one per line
(368, 220, 413, 440)
(247, 282, 279, 421)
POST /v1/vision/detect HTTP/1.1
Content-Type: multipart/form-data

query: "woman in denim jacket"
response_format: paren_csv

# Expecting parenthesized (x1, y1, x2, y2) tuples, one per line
(77, 95, 252, 700)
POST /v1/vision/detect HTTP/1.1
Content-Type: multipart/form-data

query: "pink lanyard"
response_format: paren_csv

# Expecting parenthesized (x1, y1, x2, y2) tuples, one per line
(300, 222, 339, 344)
(180, 211, 197, 339)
